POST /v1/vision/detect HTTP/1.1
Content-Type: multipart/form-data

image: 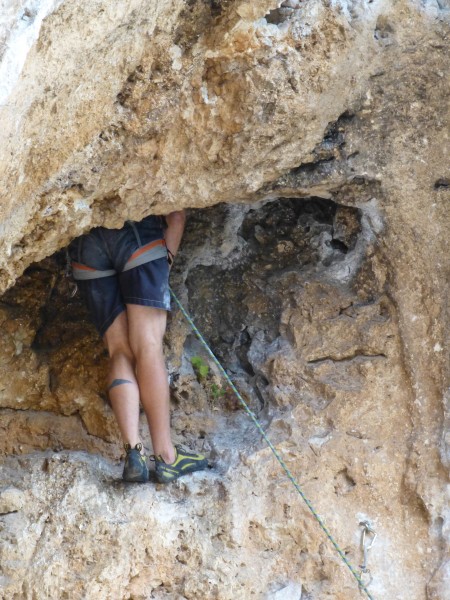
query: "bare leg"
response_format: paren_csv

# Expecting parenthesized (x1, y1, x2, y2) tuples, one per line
(126, 304, 175, 463)
(103, 311, 141, 448)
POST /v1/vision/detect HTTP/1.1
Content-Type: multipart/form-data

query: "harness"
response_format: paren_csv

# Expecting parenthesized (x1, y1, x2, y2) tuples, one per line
(70, 218, 168, 282)
(71, 238, 167, 281)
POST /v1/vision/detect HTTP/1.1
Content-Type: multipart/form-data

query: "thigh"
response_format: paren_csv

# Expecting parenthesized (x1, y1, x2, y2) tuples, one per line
(119, 258, 171, 311)
(70, 230, 126, 338)
(78, 277, 126, 338)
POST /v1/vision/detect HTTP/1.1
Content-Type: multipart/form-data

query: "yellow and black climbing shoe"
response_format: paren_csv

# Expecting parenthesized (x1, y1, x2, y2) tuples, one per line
(123, 443, 149, 482)
(153, 446, 208, 483)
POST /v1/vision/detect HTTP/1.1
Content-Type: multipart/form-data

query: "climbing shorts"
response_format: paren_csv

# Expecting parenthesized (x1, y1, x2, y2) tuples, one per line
(69, 216, 171, 337)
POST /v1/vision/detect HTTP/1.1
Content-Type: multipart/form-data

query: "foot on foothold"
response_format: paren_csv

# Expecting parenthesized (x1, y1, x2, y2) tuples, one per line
(153, 446, 208, 483)
(122, 443, 149, 482)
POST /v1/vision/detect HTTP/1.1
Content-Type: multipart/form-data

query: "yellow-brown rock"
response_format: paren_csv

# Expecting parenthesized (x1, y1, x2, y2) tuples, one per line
(0, 1, 449, 599)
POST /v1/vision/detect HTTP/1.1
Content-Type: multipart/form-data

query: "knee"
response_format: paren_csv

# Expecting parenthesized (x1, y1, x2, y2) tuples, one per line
(107, 339, 135, 363)
(130, 330, 164, 360)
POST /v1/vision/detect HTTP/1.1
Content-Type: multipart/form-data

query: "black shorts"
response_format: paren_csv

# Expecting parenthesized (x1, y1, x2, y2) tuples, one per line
(69, 216, 170, 337)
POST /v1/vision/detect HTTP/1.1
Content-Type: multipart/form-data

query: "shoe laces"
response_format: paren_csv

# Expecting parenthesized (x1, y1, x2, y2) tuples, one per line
(124, 442, 144, 454)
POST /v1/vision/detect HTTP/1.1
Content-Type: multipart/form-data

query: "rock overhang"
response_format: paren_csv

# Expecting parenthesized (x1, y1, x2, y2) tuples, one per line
(0, 0, 398, 293)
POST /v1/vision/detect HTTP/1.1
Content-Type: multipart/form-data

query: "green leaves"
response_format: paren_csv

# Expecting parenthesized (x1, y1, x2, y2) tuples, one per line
(190, 355, 235, 409)
(191, 356, 209, 380)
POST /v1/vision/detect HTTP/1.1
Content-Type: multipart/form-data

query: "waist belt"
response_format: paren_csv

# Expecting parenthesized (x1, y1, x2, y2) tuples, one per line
(72, 239, 167, 280)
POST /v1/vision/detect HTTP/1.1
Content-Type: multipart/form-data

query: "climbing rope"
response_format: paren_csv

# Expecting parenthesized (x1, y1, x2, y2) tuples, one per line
(170, 286, 376, 600)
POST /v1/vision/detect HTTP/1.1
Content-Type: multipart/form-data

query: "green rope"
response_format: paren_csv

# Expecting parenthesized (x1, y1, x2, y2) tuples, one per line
(170, 286, 376, 600)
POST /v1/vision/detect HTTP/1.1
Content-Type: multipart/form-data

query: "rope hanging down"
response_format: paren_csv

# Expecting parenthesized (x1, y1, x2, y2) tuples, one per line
(170, 287, 376, 600)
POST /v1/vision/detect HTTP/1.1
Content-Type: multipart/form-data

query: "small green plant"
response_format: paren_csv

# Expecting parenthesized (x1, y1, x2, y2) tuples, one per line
(191, 356, 209, 381)
(190, 356, 237, 409)
(210, 383, 226, 401)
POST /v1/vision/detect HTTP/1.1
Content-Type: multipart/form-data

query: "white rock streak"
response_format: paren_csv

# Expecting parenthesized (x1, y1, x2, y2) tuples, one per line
(0, 0, 64, 105)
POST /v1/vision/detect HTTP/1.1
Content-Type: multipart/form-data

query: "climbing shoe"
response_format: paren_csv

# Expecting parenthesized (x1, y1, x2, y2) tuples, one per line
(122, 443, 149, 482)
(153, 446, 208, 483)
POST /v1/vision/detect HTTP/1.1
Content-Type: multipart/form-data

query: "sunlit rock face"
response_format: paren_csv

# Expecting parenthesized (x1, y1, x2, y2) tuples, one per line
(0, 1, 449, 599)
(0, 0, 429, 292)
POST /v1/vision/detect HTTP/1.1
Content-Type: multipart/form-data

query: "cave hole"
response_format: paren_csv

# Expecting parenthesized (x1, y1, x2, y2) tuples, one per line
(182, 196, 362, 413)
(434, 178, 449, 189)
(0, 196, 363, 455)
(265, 1, 303, 26)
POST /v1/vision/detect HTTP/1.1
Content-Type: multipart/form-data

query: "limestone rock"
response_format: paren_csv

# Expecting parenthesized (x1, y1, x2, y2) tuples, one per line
(0, 0, 400, 291)
(0, 487, 25, 514)
(0, 1, 449, 599)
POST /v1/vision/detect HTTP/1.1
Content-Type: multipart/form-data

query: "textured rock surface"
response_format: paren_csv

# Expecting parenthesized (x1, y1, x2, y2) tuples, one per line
(1, 0, 433, 291)
(0, 1, 449, 599)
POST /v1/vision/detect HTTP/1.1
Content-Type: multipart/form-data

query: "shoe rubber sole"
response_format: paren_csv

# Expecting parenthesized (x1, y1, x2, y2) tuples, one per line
(154, 448, 208, 483)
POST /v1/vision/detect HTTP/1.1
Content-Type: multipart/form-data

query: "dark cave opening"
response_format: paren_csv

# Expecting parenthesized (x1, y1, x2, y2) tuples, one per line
(0, 196, 364, 454)
(180, 197, 362, 414)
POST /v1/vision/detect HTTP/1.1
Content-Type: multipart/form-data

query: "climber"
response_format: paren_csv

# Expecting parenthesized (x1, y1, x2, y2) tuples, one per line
(69, 211, 208, 483)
